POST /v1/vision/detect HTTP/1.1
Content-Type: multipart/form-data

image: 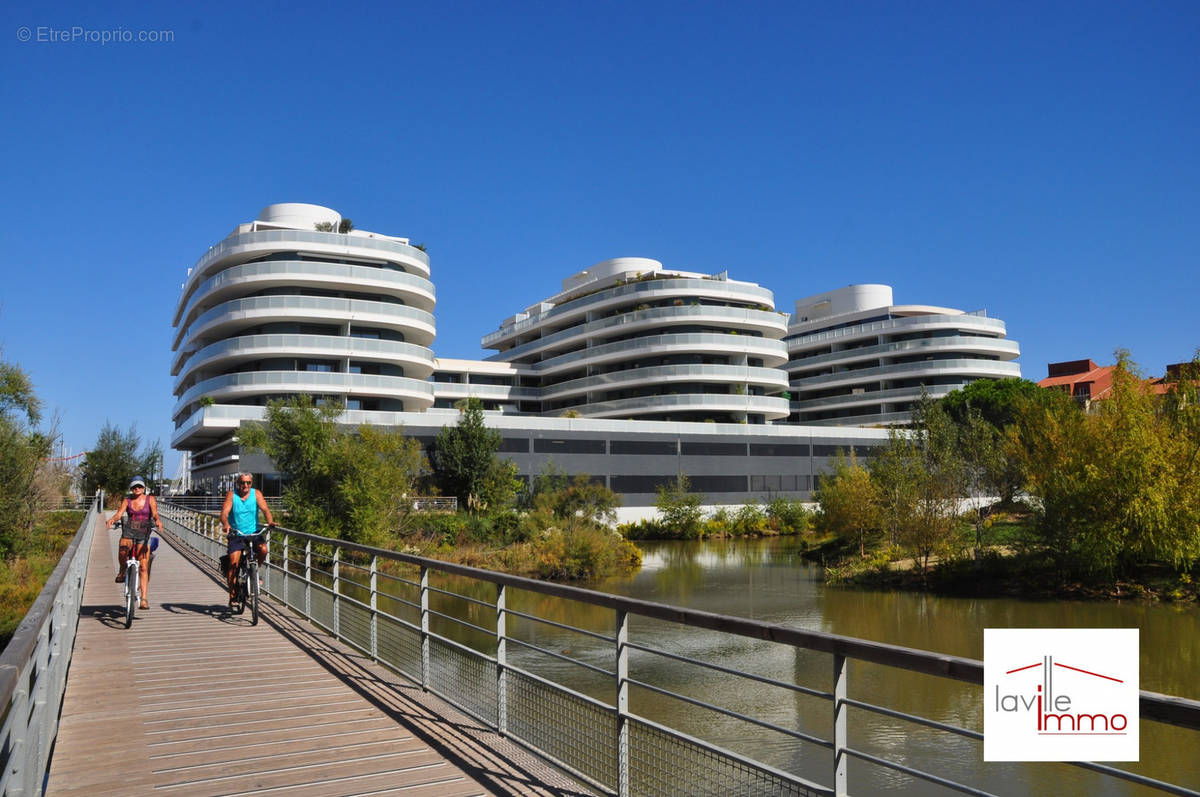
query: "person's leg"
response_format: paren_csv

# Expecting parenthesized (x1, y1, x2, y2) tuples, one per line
(226, 549, 242, 602)
(137, 543, 151, 608)
(116, 537, 132, 581)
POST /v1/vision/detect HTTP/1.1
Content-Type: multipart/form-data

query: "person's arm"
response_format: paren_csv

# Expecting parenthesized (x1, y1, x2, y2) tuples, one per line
(256, 490, 275, 527)
(220, 491, 234, 534)
(106, 498, 129, 529)
(148, 495, 163, 531)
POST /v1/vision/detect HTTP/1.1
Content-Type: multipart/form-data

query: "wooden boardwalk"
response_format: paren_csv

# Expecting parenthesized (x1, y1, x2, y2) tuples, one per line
(46, 515, 594, 797)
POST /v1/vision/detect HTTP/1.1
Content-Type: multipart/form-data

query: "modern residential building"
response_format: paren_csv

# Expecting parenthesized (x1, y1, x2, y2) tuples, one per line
(171, 203, 437, 478)
(482, 258, 791, 423)
(171, 205, 1018, 507)
(783, 285, 1022, 426)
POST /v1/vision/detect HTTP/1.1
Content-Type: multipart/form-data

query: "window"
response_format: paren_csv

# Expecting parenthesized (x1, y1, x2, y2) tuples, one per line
(749, 443, 809, 457)
(533, 438, 606, 454)
(688, 475, 748, 493)
(610, 475, 676, 494)
(498, 437, 530, 453)
(681, 442, 746, 456)
(611, 439, 677, 455)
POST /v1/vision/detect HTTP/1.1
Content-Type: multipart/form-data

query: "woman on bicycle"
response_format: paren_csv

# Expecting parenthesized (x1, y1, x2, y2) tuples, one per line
(105, 476, 163, 610)
(220, 472, 275, 608)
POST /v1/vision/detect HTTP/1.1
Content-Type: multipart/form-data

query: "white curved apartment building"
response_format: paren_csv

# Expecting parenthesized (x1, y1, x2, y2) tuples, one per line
(171, 204, 436, 460)
(484, 258, 791, 424)
(783, 285, 1021, 426)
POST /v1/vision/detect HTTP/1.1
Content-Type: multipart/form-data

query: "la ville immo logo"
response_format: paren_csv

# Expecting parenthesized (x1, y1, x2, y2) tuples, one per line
(984, 628, 1139, 762)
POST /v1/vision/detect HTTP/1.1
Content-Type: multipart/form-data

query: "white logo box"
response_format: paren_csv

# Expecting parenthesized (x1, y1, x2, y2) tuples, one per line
(984, 628, 1139, 762)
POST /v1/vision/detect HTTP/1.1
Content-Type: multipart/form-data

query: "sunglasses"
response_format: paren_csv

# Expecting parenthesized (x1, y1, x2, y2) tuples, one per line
(131, 485, 144, 490)
(238, 480, 253, 486)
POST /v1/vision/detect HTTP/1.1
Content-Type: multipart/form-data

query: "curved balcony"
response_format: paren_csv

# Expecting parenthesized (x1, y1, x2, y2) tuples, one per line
(184, 229, 430, 297)
(175, 260, 435, 329)
(172, 403, 449, 450)
(540, 364, 789, 401)
(484, 278, 777, 347)
(792, 383, 979, 413)
(173, 334, 436, 382)
(429, 383, 542, 403)
(531, 333, 789, 374)
(175, 295, 436, 352)
(790, 359, 1022, 394)
(173, 370, 436, 417)
(784, 336, 1020, 374)
(559, 393, 791, 421)
(495, 304, 788, 362)
(787, 313, 1007, 350)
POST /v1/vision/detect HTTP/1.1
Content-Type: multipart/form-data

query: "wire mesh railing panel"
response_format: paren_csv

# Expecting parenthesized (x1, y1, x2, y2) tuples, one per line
(310, 584, 334, 630)
(507, 669, 618, 789)
(428, 637, 497, 724)
(337, 598, 371, 652)
(376, 614, 421, 682)
(629, 718, 827, 797)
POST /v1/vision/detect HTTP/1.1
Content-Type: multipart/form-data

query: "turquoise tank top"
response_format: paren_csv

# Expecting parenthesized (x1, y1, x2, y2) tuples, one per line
(230, 488, 259, 535)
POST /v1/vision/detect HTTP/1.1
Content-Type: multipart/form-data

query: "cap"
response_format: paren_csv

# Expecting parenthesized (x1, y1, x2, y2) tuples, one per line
(129, 476, 147, 489)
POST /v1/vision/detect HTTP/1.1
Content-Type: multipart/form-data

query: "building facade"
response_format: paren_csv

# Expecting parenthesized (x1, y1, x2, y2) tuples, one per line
(783, 285, 1021, 426)
(172, 205, 1021, 504)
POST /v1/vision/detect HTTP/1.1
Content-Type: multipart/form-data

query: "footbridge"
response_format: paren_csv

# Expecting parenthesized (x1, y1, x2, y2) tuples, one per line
(2, 502, 1198, 796)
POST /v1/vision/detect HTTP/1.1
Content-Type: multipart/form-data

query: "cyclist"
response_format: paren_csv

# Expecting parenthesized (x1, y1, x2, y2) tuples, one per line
(220, 472, 275, 608)
(105, 476, 163, 610)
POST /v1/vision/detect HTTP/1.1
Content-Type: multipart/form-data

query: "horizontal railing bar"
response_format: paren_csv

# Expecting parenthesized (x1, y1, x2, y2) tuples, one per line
(1068, 760, 1200, 797)
(625, 640, 834, 702)
(627, 676, 833, 750)
(426, 629, 498, 664)
(423, 584, 495, 610)
(502, 608, 615, 643)
(504, 638, 615, 678)
(841, 697, 982, 740)
(425, 610, 493, 638)
(843, 747, 997, 796)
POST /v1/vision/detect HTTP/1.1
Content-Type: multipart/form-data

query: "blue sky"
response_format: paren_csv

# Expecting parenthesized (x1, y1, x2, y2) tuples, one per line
(2, 0, 1197, 476)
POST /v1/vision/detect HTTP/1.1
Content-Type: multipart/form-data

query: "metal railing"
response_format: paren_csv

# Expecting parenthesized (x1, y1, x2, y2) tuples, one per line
(0, 494, 101, 797)
(159, 503, 1200, 797)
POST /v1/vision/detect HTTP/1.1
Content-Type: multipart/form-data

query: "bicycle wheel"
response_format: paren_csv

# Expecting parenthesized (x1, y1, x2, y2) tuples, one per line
(235, 566, 247, 615)
(248, 561, 259, 626)
(124, 564, 136, 628)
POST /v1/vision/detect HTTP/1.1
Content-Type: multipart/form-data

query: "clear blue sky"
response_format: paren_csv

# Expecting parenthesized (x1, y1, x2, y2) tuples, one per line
(2, 0, 1197, 477)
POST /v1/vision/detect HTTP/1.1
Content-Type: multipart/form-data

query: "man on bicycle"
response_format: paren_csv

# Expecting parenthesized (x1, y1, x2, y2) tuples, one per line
(220, 472, 275, 608)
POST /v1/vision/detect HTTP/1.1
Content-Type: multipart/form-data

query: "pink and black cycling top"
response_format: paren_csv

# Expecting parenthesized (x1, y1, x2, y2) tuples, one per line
(125, 498, 152, 532)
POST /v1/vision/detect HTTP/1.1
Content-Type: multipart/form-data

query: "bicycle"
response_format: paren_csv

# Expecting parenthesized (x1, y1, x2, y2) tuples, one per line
(117, 520, 157, 628)
(228, 527, 270, 625)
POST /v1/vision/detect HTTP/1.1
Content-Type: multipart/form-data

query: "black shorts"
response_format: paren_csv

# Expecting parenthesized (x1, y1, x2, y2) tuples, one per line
(227, 534, 266, 554)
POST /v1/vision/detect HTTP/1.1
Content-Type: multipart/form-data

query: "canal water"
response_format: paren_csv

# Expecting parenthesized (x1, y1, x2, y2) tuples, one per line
(494, 537, 1199, 796)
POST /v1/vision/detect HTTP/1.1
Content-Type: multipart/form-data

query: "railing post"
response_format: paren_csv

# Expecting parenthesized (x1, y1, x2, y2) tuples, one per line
(282, 533, 291, 606)
(369, 555, 378, 660)
(616, 609, 629, 797)
(304, 539, 312, 618)
(420, 565, 430, 691)
(332, 547, 341, 638)
(496, 583, 507, 736)
(834, 652, 848, 797)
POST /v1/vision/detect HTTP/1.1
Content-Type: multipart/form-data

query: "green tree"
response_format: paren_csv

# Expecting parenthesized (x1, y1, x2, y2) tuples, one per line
(940, 378, 1047, 430)
(431, 398, 516, 511)
(0, 358, 50, 557)
(1015, 351, 1200, 576)
(816, 452, 881, 556)
(239, 395, 426, 545)
(79, 422, 162, 500)
(655, 474, 705, 538)
(528, 465, 620, 525)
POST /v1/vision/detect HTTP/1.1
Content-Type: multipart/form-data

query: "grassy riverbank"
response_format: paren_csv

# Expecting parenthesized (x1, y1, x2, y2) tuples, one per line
(0, 510, 85, 649)
(813, 511, 1200, 603)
